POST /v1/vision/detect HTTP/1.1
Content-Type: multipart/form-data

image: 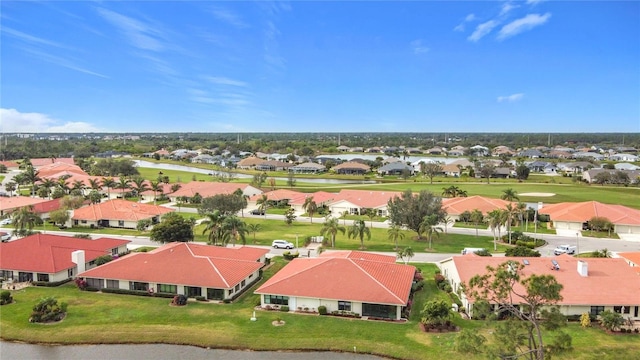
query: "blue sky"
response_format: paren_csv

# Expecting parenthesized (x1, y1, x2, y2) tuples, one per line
(1, 1, 638, 133)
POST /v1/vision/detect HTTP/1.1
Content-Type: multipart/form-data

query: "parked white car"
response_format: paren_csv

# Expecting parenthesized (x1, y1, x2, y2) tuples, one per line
(0, 218, 12, 226)
(272, 240, 294, 249)
(554, 245, 576, 256)
(0, 232, 11, 242)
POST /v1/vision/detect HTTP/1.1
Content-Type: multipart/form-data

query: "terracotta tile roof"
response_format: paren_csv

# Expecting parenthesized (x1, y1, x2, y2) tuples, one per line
(72, 199, 173, 221)
(79, 242, 267, 289)
(329, 189, 403, 209)
(288, 191, 337, 206)
(442, 195, 512, 215)
(0, 233, 129, 273)
(0, 196, 50, 212)
(0, 161, 19, 168)
(249, 189, 305, 202)
(320, 250, 397, 263)
(170, 181, 252, 198)
(332, 162, 371, 171)
(256, 252, 415, 305)
(539, 201, 640, 225)
(37, 162, 87, 178)
(40, 173, 114, 189)
(32, 198, 62, 214)
(30, 158, 75, 167)
(448, 254, 640, 305)
(617, 252, 640, 273)
(237, 156, 266, 167)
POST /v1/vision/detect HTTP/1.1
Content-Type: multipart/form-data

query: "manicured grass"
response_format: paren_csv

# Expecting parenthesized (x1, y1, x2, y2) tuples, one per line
(1, 260, 637, 359)
(193, 218, 509, 253)
(136, 167, 214, 183)
(580, 230, 619, 239)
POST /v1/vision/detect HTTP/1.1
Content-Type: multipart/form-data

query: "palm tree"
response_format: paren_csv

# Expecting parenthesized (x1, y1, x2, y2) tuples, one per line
(222, 216, 248, 246)
(303, 197, 318, 223)
(131, 177, 150, 202)
(71, 180, 86, 196)
(202, 211, 226, 246)
(419, 214, 442, 250)
(88, 178, 102, 192)
(12, 205, 43, 237)
(4, 181, 17, 197)
(256, 194, 269, 217)
(116, 178, 131, 199)
(320, 216, 345, 248)
(387, 224, 405, 250)
(470, 209, 484, 237)
(396, 247, 414, 264)
(40, 178, 57, 199)
(365, 208, 376, 228)
(22, 165, 40, 197)
(340, 210, 349, 226)
(101, 177, 116, 199)
(516, 202, 527, 230)
(247, 223, 262, 243)
(442, 185, 467, 198)
(487, 209, 508, 250)
(505, 203, 519, 244)
(442, 215, 454, 234)
(57, 178, 71, 195)
(347, 219, 371, 249)
(150, 180, 163, 205)
(501, 188, 519, 202)
(233, 188, 248, 217)
(170, 183, 182, 193)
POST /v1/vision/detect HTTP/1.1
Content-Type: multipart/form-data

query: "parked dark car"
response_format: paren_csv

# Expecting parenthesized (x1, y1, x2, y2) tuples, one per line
(250, 209, 265, 215)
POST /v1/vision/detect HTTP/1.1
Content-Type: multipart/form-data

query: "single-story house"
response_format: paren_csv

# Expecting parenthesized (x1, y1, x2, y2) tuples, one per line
(71, 199, 174, 229)
(288, 191, 337, 213)
(79, 242, 269, 300)
(332, 161, 371, 175)
(247, 189, 306, 209)
(439, 254, 640, 320)
(169, 182, 262, 202)
(0, 196, 53, 217)
(0, 233, 129, 283)
(518, 149, 545, 158)
(441, 164, 462, 177)
(377, 162, 414, 176)
(539, 201, 640, 235)
(255, 251, 416, 320)
(582, 169, 640, 184)
(615, 163, 640, 171)
(255, 160, 294, 172)
(573, 152, 604, 161)
(236, 156, 267, 169)
(442, 196, 512, 220)
(326, 189, 401, 217)
(36, 162, 87, 178)
(30, 157, 75, 168)
(610, 154, 638, 162)
(290, 162, 326, 174)
(0, 160, 20, 170)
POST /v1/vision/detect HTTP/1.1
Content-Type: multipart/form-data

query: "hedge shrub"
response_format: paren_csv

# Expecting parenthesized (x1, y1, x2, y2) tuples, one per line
(318, 305, 327, 315)
(32, 278, 72, 287)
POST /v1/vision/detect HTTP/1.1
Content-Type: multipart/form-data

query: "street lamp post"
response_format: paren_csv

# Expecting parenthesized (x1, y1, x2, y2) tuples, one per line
(576, 232, 580, 256)
(296, 233, 299, 249)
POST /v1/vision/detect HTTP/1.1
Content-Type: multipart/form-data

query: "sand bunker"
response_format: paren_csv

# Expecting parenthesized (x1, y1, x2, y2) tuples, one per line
(520, 192, 556, 197)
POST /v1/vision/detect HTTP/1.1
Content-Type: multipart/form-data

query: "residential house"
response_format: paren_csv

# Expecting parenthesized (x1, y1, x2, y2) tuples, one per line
(0, 196, 53, 217)
(255, 251, 416, 320)
(470, 145, 489, 156)
(441, 164, 462, 177)
(616, 252, 640, 273)
(492, 146, 515, 157)
(191, 154, 217, 164)
(30, 158, 75, 168)
(236, 156, 266, 169)
(539, 201, 640, 234)
(527, 161, 549, 172)
(0, 233, 129, 283)
(37, 162, 87, 178)
(288, 191, 337, 213)
(442, 196, 512, 221)
(557, 162, 593, 174)
(71, 199, 174, 229)
(426, 147, 443, 155)
(439, 254, 640, 320)
(248, 189, 306, 209)
(548, 150, 573, 159)
(169, 182, 262, 202)
(0, 161, 20, 170)
(377, 162, 414, 176)
(290, 162, 326, 174)
(582, 169, 640, 184)
(573, 152, 604, 161)
(610, 154, 639, 162)
(332, 161, 371, 175)
(79, 242, 269, 300)
(326, 189, 402, 217)
(615, 163, 640, 171)
(255, 160, 294, 172)
(336, 145, 351, 152)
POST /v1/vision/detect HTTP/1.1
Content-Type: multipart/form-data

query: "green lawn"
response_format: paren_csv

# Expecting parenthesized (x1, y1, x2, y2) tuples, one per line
(1, 260, 637, 360)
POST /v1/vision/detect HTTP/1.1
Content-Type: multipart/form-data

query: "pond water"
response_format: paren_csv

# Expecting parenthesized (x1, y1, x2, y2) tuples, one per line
(0, 342, 385, 360)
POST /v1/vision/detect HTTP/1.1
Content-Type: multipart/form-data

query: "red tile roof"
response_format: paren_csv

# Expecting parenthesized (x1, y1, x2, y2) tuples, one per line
(30, 158, 75, 167)
(170, 181, 253, 198)
(330, 189, 403, 209)
(256, 252, 415, 305)
(0, 196, 50, 212)
(442, 195, 512, 215)
(0, 234, 129, 273)
(79, 242, 268, 289)
(32, 198, 62, 214)
(0, 161, 19, 168)
(539, 201, 640, 225)
(617, 252, 640, 273)
(249, 189, 305, 202)
(72, 199, 173, 221)
(288, 191, 337, 206)
(37, 162, 87, 178)
(448, 254, 640, 305)
(320, 250, 397, 263)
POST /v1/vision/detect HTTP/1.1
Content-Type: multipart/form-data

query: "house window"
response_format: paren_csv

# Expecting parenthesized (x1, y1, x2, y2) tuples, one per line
(590, 306, 605, 316)
(106, 279, 119, 289)
(235, 284, 240, 292)
(338, 301, 351, 311)
(118, 220, 125, 227)
(37, 273, 50, 282)
(363, 303, 396, 319)
(184, 286, 201, 298)
(81, 220, 87, 224)
(0, 270, 13, 279)
(86, 278, 103, 289)
(263, 295, 288, 306)
(158, 284, 177, 294)
(89, 260, 96, 266)
(111, 248, 118, 256)
(18, 272, 33, 282)
(241, 280, 246, 287)
(129, 282, 148, 291)
(614, 306, 630, 314)
(68, 268, 74, 277)
(207, 288, 224, 300)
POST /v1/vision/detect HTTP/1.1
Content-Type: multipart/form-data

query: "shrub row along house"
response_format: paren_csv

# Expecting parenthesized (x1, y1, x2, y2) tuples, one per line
(255, 251, 416, 320)
(439, 254, 640, 320)
(0, 234, 130, 283)
(78, 242, 269, 300)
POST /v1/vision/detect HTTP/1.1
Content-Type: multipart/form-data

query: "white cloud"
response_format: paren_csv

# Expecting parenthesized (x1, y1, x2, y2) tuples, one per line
(0, 108, 103, 133)
(497, 93, 524, 103)
(465, 14, 477, 22)
(454, 13, 476, 32)
(21, 47, 108, 78)
(468, 20, 499, 42)
(210, 8, 249, 29)
(526, 0, 546, 5)
(410, 39, 429, 54)
(500, 2, 519, 16)
(205, 76, 248, 87)
(1, 27, 67, 49)
(497, 13, 551, 40)
(96, 8, 164, 51)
